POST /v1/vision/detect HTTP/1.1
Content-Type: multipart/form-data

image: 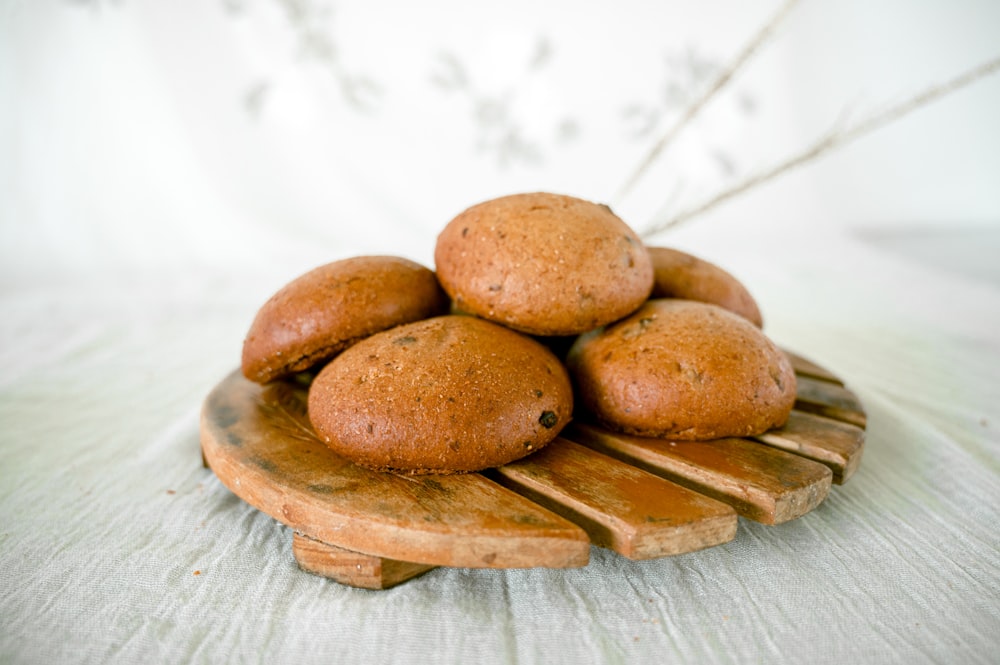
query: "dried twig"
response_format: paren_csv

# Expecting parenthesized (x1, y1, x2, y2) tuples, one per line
(431, 37, 570, 167)
(615, 0, 801, 203)
(641, 54, 1000, 238)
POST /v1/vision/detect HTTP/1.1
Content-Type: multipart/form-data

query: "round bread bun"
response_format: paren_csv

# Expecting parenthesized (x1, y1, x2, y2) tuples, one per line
(307, 315, 574, 474)
(434, 192, 653, 336)
(648, 246, 763, 327)
(567, 299, 796, 440)
(241, 256, 449, 384)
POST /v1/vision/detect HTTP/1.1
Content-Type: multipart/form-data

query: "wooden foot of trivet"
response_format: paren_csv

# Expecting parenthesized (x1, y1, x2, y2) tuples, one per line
(292, 534, 435, 589)
(200, 349, 865, 589)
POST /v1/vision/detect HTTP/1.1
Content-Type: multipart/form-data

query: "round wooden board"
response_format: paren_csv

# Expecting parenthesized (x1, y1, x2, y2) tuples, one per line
(200, 350, 866, 589)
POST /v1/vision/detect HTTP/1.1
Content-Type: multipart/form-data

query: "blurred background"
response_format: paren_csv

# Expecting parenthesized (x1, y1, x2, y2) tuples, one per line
(2, 0, 998, 295)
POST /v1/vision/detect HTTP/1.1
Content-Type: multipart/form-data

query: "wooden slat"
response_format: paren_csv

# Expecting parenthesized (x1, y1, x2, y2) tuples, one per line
(488, 439, 737, 560)
(754, 410, 865, 484)
(783, 349, 845, 385)
(794, 375, 867, 428)
(566, 424, 832, 525)
(292, 534, 435, 589)
(201, 371, 591, 569)
(202, 346, 867, 588)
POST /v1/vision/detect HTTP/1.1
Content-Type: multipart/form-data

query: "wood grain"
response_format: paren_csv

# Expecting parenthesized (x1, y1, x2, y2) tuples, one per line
(566, 424, 832, 525)
(201, 348, 865, 588)
(783, 349, 845, 385)
(794, 375, 867, 428)
(201, 371, 591, 569)
(754, 410, 865, 484)
(488, 438, 737, 559)
(292, 534, 435, 589)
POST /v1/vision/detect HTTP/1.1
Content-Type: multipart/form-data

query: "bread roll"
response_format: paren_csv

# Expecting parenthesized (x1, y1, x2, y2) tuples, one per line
(308, 315, 574, 474)
(567, 299, 795, 440)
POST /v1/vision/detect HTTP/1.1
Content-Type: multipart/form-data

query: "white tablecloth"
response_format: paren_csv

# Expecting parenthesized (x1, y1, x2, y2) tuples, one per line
(3, 2, 999, 663)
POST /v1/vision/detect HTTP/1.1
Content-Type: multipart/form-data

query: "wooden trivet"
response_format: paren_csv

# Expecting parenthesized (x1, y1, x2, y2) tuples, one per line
(200, 350, 865, 589)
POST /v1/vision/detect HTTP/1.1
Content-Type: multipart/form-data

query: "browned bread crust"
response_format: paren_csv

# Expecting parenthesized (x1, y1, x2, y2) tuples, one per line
(567, 299, 795, 440)
(434, 192, 653, 336)
(307, 315, 574, 474)
(648, 246, 764, 327)
(241, 256, 449, 384)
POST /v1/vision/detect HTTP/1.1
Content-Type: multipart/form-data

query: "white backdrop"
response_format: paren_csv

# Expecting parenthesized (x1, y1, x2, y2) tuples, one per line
(3, 0, 999, 281)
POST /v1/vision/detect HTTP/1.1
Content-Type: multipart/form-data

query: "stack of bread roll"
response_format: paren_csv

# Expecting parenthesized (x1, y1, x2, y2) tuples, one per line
(240, 192, 796, 474)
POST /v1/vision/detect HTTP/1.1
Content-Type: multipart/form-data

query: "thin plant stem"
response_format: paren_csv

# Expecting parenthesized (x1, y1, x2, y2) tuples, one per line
(641, 54, 1000, 238)
(614, 0, 801, 204)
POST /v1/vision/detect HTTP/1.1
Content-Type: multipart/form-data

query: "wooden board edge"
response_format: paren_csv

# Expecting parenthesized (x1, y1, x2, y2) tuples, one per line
(204, 439, 590, 571)
(566, 424, 833, 526)
(794, 376, 868, 429)
(754, 411, 866, 485)
(783, 348, 845, 385)
(485, 466, 738, 561)
(199, 405, 591, 570)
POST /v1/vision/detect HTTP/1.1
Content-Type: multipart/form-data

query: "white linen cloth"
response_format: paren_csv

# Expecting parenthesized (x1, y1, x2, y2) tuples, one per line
(2, 2, 999, 663)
